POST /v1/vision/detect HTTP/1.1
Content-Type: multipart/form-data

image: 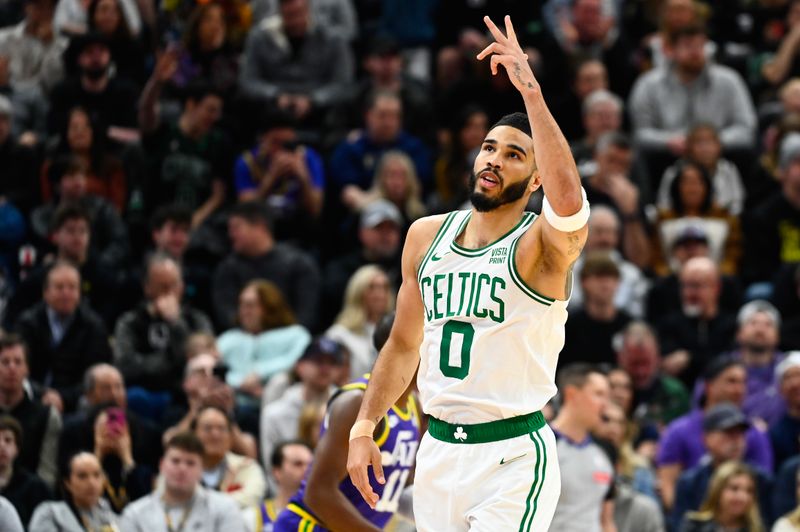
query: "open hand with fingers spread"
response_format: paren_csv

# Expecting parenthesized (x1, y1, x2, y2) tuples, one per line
(476, 15, 540, 96)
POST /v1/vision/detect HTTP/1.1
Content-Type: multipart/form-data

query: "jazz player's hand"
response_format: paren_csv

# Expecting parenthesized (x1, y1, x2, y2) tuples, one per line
(476, 15, 540, 96)
(347, 435, 385, 509)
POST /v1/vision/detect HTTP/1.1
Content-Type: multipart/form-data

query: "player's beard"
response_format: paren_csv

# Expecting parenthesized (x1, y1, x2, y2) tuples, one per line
(469, 169, 531, 212)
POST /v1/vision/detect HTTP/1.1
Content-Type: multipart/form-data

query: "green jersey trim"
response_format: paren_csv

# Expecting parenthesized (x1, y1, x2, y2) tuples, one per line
(507, 234, 555, 306)
(427, 411, 545, 444)
(417, 212, 458, 284)
(449, 212, 534, 257)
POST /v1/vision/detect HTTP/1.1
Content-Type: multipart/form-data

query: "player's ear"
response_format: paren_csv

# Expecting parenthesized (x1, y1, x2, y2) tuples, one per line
(528, 166, 541, 192)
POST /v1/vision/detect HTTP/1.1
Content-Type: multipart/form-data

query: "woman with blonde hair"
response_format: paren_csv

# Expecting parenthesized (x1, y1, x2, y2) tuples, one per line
(341, 151, 427, 225)
(679, 461, 763, 532)
(326, 265, 394, 380)
(217, 280, 311, 399)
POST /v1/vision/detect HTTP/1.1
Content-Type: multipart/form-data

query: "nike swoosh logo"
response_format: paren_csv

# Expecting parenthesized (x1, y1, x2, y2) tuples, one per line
(500, 453, 527, 465)
(431, 254, 444, 261)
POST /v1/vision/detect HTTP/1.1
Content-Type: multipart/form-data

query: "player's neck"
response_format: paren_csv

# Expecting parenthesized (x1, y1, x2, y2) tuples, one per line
(551, 409, 589, 443)
(463, 205, 525, 249)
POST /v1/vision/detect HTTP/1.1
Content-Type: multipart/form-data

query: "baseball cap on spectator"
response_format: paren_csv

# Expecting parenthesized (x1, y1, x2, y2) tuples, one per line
(672, 224, 708, 249)
(360, 200, 403, 230)
(737, 299, 781, 328)
(702, 403, 749, 432)
(0, 95, 11, 118)
(779, 132, 800, 169)
(775, 351, 800, 382)
(300, 337, 345, 365)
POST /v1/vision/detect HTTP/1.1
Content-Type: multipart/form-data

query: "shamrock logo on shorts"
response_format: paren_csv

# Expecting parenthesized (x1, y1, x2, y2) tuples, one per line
(454, 427, 467, 441)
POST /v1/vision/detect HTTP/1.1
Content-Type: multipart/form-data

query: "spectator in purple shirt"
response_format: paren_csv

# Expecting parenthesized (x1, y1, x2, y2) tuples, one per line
(656, 355, 774, 511)
(692, 300, 787, 426)
(770, 352, 800, 470)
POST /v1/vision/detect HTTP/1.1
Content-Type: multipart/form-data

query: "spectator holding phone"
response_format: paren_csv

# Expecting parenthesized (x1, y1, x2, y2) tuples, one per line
(233, 111, 324, 243)
(89, 404, 153, 513)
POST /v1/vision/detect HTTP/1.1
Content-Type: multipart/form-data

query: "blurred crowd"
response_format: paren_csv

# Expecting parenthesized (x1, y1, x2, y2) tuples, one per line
(4, 0, 800, 530)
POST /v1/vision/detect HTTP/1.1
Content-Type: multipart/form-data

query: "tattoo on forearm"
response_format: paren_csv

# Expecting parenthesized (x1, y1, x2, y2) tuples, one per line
(513, 63, 523, 85)
(567, 232, 583, 256)
(512, 61, 534, 89)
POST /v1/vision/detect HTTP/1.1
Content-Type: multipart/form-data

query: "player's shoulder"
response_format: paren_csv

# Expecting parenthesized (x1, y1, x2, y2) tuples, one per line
(407, 212, 457, 246)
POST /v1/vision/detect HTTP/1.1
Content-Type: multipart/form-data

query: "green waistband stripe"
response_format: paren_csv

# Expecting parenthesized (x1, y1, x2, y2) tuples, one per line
(427, 411, 546, 444)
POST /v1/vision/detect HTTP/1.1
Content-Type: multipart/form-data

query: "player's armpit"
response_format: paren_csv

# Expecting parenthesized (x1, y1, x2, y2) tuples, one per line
(538, 206, 589, 265)
(305, 391, 382, 532)
(513, 218, 588, 301)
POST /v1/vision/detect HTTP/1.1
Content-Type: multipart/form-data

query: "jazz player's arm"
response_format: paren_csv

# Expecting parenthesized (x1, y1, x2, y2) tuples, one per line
(304, 390, 382, 532)
(347, 215, 445, 508)
(478, 16, 588, 299)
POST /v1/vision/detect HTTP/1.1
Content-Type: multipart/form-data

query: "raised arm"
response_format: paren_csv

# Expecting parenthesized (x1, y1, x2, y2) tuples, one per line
(346, 215, 442, 508)
(138, 49, 178, 134)
(477, 16, 588, 295)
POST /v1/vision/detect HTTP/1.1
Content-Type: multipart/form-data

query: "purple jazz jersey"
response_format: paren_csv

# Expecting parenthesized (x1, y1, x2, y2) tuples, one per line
(276, 377, 420, 531)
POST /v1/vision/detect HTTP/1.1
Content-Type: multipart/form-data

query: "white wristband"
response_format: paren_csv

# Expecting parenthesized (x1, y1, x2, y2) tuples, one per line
(349, 419, 377, 441)
(542, 187, 590, 232)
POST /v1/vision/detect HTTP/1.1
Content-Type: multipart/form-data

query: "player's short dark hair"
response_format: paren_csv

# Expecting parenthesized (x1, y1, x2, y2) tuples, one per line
(51, 202, 91, 233)
(271, 439, 312, 469)
(557, 363, 605, 391)
(229, 201, 274, 232)
(373, 311, 395, 351)
(0, 415, 22, 448)
(669, 23, 707, 45)
(490, 112, 532, 138)
(165, 431, 205, 457)
(150, 204, 192, 231)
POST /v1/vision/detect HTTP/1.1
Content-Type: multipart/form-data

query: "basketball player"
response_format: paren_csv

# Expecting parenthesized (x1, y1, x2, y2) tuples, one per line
(273, 313, 419, 531)
(347, 15, 590, 531)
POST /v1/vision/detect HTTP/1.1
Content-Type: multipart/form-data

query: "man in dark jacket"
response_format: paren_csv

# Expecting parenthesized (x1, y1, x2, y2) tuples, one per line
(14, 261, 112, 412)
(114, 254, 213, 404)
(0, 416, 52, 527)
(0, 336, 61, 489)
(212, 201, 320, 330)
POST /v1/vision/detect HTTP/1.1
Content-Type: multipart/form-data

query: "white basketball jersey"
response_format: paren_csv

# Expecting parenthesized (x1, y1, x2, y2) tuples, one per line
(416, 210, 569, 424)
